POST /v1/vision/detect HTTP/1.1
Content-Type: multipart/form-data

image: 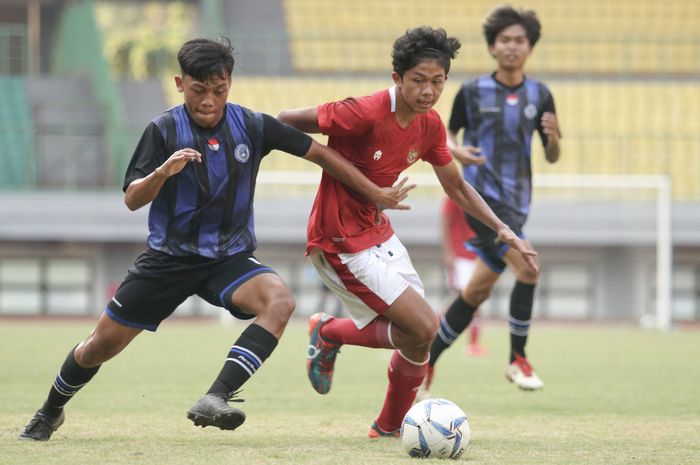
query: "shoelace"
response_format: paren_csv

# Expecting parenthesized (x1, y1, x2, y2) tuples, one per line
(225, 389, 245, 403)
(317, 343, 340, 374)
(515, 356, 533, 376)
(26, 414, 54, 433)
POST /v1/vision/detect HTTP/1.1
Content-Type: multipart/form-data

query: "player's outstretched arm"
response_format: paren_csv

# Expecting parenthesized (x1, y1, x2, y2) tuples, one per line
(433, 162, 538, 272)
(303, 139, 415, 216)
(124, 148, 202, 210)
(277, 107, 321, 134)
(447, 130, 486, 167)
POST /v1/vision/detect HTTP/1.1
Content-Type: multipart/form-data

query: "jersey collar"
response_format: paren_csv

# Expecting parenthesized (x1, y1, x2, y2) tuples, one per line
(389, 85, 397, 113)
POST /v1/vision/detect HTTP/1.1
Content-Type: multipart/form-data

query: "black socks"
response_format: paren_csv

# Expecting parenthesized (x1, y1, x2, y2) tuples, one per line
(509, 281, 536, 362)
(207, 323, 278, 395)
(429, 295, 478, 366)
(43, 347, 101, 417)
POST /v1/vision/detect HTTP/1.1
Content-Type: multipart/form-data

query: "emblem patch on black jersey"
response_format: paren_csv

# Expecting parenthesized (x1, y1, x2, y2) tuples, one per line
(235, 144, 250, 163)
(506, 94, 519, 106)
(524, 103, 537, 120)
(407, 147, 419, 164)
(207, 138, 220, 151)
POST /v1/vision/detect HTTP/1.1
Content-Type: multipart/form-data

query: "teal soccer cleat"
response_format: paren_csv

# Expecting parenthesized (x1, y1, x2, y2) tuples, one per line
(306, 312, 341, 394)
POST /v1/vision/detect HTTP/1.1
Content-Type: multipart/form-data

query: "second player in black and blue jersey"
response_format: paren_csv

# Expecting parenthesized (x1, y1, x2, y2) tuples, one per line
(449, 74, 556, 218)
(424, 6, 561, 397)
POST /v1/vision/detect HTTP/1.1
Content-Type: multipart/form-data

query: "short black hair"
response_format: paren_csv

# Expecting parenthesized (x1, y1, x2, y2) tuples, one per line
(391, 26, 461, 77)
(483, 5, 541, 47)
(177, 37, 235, 82)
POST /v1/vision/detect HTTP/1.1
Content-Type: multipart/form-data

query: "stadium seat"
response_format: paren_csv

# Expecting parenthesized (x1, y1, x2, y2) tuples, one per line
(282, 0, 699, 75)
(162, 76, 700, 200)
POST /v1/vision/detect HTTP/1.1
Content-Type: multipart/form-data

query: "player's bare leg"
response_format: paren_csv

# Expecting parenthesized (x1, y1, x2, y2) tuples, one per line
(188, 273, 294, 430)
(19, 314, 141, 441)
(369, 286, 438, 436)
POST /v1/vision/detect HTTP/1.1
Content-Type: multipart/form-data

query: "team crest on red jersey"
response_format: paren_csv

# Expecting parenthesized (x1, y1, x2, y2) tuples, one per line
(407, 147, 419, 164)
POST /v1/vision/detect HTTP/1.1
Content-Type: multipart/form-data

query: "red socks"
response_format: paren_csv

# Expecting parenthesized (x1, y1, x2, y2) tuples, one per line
(374, 350, 428, 432)
(319, 318, 428, 432)
(469, 316, 481, 344)
(321, 317, 392, 349)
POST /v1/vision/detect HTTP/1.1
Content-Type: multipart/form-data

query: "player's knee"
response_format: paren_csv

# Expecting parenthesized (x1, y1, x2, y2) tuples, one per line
(414, 312, 439, 347)
(75, 340, 114, 367)
(463, 285, 492, 306)
(516, 267, 539, 284)
(266, 291, 296, 324)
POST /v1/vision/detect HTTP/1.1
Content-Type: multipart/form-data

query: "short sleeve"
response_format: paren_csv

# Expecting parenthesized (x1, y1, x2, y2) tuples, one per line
(448, 86, 468, 133)
(261, 113, 313, 156)
(317, 96, 373, 137)
(422, 117, 454, 167)
(123, 122, 167, 192)
(535, 89, 559, 147)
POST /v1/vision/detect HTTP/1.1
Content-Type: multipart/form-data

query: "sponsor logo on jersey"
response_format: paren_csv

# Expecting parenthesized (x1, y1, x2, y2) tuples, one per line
(479, 106, 501, 113)
(234, 144, 250, 163)
(506, 93, 519, 106)
(207, 138, 220, 151)
(407, 147, 419, 164)
(373, 150, 382, 161)
(524, 103, 538, 120)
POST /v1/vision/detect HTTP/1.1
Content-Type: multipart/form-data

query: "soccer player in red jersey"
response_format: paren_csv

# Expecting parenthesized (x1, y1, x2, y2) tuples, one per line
(278, 26, 538, 438)
(440, 197, 487, 358)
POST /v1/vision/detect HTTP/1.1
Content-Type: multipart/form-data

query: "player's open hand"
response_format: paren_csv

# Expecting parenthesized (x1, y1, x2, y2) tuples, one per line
(497, 228, 539, 272)
(373, 177, 416, 224)
(159, 148, 202, 178)
(452, 145, 486, 167)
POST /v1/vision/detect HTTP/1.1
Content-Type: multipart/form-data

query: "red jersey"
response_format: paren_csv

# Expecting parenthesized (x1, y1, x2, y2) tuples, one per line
(442, 197, 476, 259)
(308, 87, 453, 253)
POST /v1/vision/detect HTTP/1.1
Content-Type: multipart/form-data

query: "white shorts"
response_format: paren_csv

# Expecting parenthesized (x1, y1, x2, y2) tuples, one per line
(309, 234, 424, 329)
(448, 257, 477, 291)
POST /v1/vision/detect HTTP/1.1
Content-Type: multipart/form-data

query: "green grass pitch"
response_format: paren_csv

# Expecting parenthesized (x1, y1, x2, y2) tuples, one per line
(1, 319, 699, 464)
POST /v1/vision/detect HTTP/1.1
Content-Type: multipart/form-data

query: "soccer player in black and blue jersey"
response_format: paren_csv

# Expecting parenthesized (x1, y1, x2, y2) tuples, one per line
(422, 6, 561, 394)
(19, 37, 413, 441)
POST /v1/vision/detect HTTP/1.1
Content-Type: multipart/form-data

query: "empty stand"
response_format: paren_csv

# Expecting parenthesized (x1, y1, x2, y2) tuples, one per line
(282, 0, 700, 75)
(26, 76, 107, 188)
(0, 76, 32, 189)
(174, 76, 699, 200)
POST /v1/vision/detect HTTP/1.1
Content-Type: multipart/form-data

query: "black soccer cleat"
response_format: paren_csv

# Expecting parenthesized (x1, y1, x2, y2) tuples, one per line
(18, 409, 65, 441)
(187, 393, 246, 431)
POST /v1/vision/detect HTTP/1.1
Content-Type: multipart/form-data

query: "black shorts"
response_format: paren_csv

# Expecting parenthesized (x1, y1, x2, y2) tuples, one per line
(465, 198, 527, 274)
(105, 249, 276, 331)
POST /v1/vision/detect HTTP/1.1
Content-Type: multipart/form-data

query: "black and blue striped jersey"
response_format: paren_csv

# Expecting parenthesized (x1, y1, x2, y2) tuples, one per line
(123, 103, 311, 258)
(449, 74, 556, 217)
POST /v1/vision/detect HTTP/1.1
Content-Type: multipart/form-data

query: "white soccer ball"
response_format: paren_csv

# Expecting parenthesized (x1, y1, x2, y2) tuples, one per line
(401, 398, 470, 459)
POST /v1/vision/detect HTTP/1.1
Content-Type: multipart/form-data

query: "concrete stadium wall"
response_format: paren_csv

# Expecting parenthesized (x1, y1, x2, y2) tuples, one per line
(0, 193, 698, 323)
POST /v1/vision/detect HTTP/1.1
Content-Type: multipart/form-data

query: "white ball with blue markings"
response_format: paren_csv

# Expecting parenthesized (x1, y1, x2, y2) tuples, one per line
(400, 398, 470, 459)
